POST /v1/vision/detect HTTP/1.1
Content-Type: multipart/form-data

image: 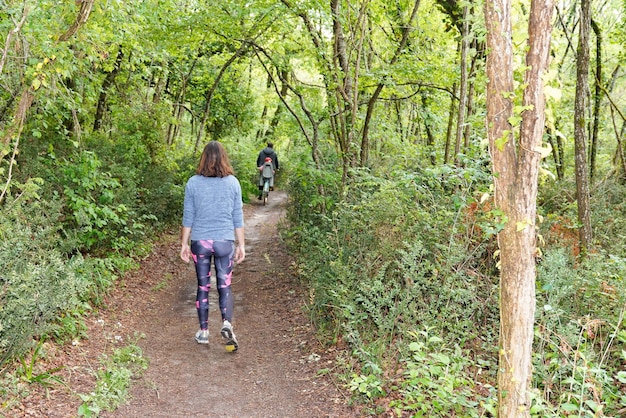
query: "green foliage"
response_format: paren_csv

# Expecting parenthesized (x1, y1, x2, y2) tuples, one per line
(82, 128, 182, 230)
(283, 159, 499, 409)
(77, 337, 148, 417)
(533, 248, 626, 416)
(59, 151, 134, 251)
(0, 189, 121, 368)
(0, 195, 81, 365)
(220, 137, 264, 202)
(285, 161, 497, 340)
(349, 361, 385, 399)
(15, 339, 64, 388)
(389, 328, 494, 416)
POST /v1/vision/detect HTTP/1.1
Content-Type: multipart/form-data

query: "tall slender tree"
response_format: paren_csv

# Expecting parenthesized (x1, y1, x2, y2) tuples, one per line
(484, 0, 554, 416)
(574, 0, 593, 254)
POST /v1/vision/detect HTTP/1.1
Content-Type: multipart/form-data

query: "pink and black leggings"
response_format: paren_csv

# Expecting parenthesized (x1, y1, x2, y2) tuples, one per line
(190, 240, 235, 331)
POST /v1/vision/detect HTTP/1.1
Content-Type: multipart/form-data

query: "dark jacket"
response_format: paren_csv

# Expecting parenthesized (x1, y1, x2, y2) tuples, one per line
(256, 147, 279, 170)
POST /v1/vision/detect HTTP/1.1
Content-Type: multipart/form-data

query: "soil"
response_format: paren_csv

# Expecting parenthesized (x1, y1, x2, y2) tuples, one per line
(7, 191, 359, 418)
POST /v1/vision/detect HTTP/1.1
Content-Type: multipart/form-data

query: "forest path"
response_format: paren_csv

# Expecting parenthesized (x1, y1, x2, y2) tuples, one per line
(100, 190, 355, 417)
(13, 191, 357, 417)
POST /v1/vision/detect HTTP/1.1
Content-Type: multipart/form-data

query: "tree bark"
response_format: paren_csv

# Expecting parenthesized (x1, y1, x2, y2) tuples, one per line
(574, 0, 593, 255)
(0, 6, 28, 77)
(454, 5, 469, 166)
(463, 42, 478, 150)
(255, 73, 273, 140)
(421, 92, 437, 165)
(265, 69, 289, 138)
(93, 48, 124, 132)
(0, 86, 35, 201)
(444, 82, 457, 164)
(485, 0, 554, 415)
(589, 19, 602, 183)
(58, 0, 95, 42)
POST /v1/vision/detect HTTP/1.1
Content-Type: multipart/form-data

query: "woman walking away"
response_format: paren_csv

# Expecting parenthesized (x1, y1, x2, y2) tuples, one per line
(180, 141, 245, 352)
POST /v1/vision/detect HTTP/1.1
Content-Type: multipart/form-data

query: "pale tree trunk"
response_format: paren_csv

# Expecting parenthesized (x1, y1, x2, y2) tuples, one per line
(485, 0, 554, 416)
(265, 69, 289, 138)
(463, 42, 479, 149)
(421, 92, 437, 165)
(330, 0, 356, 180)
(0, 87, 34, 201)
(574, 0, 593, 254)
(255, 74, 272, 140)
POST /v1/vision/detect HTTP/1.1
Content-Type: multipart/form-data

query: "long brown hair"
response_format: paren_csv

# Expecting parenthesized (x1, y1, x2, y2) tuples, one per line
(196, 141, 235, 177)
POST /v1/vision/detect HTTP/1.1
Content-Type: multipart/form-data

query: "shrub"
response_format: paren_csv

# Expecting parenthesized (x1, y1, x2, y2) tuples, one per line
(533, 248, 626, 416)
(0, 190, 115, 367)
(389, 328, 494, 417)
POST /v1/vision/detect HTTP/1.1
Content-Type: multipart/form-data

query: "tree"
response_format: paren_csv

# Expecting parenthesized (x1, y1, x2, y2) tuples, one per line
(484, 0, 554, 416)
(574, 0, 593, 254)
(1, 0, 97, 201)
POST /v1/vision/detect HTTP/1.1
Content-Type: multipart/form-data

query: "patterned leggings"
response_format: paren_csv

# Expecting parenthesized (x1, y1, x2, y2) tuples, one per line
(190, 240, 235, 331)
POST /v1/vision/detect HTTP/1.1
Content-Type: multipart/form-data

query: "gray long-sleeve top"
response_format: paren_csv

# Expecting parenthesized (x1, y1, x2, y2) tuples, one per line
(182, 175, 244, 241)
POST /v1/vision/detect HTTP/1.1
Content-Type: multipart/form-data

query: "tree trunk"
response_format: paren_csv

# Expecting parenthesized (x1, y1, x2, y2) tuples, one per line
(547, 125, 564, 180)
(0, 86, 35, 201)
(421, 92, 436, 165)
(93, 48, 124, 132)
(255, 73, 272, 140)
(360, 0, 420, 167)
(485, 0, 554, 416)
(589, 19, 602, 183)
(444, 82, 457, 164)
(574, 0, 593, 255)
(265, 69, 289, 138)
(454, 6, 469, 166)
(463, 43, 479, 150)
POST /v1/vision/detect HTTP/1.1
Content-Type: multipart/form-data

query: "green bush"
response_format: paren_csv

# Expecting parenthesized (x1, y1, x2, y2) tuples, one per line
(533, 248, 626, 416)
(0, 191, 116, 367)
(283, 160, 500, 410)
(389, 328, 494, 416)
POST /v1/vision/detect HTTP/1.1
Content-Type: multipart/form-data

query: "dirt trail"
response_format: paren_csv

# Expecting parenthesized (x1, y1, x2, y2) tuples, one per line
(102, 191, 355, 417)
(8, 191, 357, 418)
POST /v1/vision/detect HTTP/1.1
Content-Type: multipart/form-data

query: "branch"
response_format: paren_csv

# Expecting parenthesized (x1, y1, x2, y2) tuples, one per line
(0, 86, 35, 202)
(599, 82, 626, 123)
(253, 45, 315, 147)
(58, 0, 95, 42)
(0, 5, 28, 76)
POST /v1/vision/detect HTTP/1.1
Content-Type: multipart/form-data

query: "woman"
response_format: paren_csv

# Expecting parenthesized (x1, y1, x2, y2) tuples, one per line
(180, 141, 245, 352)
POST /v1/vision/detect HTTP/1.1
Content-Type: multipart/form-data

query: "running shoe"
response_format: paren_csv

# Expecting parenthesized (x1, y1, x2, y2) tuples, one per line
(220, 320, 238, 352)
(195, 329, 209, 344)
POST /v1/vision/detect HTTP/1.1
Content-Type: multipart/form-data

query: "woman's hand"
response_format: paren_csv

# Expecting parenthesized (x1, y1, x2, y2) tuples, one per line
(180, 243, 191, 263)
(235, 244, 245, 264)
(180, 227, 192, 262)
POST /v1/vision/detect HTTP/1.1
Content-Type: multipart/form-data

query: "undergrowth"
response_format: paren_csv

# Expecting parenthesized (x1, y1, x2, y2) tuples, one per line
(0, 187, 121, 369)
(77, 336, 148, 417)
(284, 162, 626, 416)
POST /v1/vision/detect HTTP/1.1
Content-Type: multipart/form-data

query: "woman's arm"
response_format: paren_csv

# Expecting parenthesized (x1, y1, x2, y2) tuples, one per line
(234, 227, 245, 264)
(180, 226, 192, 262)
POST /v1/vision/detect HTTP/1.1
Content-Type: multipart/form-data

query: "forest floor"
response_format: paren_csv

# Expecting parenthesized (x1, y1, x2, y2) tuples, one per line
(7, 191, 360, 417)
